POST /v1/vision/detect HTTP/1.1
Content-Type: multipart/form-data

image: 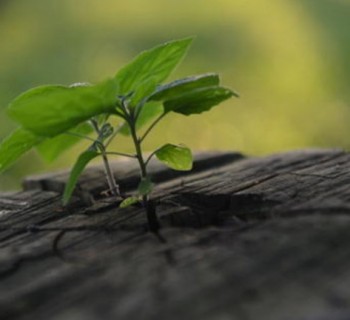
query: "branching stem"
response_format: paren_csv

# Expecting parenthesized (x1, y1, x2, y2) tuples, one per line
(105, 123, 124, 148)
(65, 131, 96, 143)
(140, 113, 166, 143)
(105, 151, 136, 159)
(144, 149, 159, 167)
(127, 109, 160, 233)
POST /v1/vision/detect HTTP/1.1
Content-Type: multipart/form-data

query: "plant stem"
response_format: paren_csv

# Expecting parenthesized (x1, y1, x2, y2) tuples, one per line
(65, 131, 96, 143)
(144, 148, 161, 167)
(90, 120, 121, 199)
(140, 113, 166, 143)
(100, 146, 121, 198)
(105, 151, 137, 159)
(105, 123, 123, 148)
(128, 116, 160, 233)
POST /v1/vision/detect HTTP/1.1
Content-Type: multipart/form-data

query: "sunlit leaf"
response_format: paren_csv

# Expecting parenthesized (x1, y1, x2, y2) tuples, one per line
(155, 143, 193, 171)
(130, 78, 157, 108)
(37, 122, 93, 162)
(150, 73, 220, 101)
(0, 127, 43, 173)
(63, 150, 99, 205)
(163, 86, 237, 115)
(8, 79, 118, 137)
(120, 196, 140, 208)
(137, 176, 154, 196)
(115, 38, 193, 96)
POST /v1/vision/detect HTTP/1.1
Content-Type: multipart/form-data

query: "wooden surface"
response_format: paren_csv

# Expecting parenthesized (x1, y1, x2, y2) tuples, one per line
(1, 149, 350, 320)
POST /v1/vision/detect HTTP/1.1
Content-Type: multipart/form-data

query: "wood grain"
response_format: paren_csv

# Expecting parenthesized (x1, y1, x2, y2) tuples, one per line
(1, 149, 350, 320)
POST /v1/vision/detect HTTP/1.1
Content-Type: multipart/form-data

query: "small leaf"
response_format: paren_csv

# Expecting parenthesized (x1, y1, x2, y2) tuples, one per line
(120, 196, 140, 208)
(36, 122, 93, 162)
(163, 86, 237, 115)
(120, 102, 163, 135)
(8, 78, 118, 137)
(115, 38, 193, 96)
(155, 144, 193, 171)
(150, 73, 220, 101)
(0, 127, 44, 173)
(63, 150, 99, 205)
(137, 177, 154, 196)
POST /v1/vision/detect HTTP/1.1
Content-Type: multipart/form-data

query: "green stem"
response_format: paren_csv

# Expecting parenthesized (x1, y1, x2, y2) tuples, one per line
(144, 149, 159, 167)
(100, 147, 120, 198)
(140, 113, 166, 143)
(128, 115, 160, 233)
(65, 131, 96, 143)
(105, 123, 123, 148)
(105, 151, 137, 159)
(130, 122, 147, 178)
(90, 120, 120, 198)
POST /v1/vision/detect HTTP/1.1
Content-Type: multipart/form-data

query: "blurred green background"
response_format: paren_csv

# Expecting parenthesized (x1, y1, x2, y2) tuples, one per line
(1, 0, 350, 190)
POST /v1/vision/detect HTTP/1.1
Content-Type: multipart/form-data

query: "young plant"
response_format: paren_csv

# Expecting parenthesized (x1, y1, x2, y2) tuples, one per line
(0, 38, 238, 234)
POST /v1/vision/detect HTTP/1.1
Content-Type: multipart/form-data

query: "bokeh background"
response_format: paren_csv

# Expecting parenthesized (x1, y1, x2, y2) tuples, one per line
(1, 0, 349, 190)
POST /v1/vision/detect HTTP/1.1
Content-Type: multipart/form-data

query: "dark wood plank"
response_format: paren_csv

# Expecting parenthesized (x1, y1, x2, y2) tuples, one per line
(23, 151, 244, 204)
(1, 148, 350, 320)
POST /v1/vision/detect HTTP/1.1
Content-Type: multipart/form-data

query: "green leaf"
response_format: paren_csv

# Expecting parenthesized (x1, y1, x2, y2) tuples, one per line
(155, 144, 193, 171)
(8, 78, 118, 137)
(137, 177, 154, 196)
(62, 150, 99, 205)
(115, 38, 193, 96)
(150, 73, 220, 101)
(36, 122, 93, 162)
(130, 78, 157, 108)
(120, 196, 140, 208)
(120, 102, 163, 135)
(0, 127, 44, 173)
(163, 86, 237, 115)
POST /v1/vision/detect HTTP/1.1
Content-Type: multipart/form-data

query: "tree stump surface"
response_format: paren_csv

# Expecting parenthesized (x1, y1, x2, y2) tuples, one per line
(1, 148, 350, 320)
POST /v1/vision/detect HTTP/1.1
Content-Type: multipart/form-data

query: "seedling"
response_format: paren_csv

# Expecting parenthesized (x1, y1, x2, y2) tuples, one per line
(0, 38, 238, 234)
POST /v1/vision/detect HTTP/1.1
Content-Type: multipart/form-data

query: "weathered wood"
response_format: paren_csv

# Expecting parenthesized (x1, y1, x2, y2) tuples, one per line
(1, 148, 350, 320)
(23, 151, 243, 203)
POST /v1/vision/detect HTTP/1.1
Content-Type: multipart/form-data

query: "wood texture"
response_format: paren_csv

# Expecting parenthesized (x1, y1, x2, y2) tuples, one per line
(1, 149, 350, 320)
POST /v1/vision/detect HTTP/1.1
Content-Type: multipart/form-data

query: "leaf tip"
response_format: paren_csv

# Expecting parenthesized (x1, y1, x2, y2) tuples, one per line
(120, 196, 140, 208)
